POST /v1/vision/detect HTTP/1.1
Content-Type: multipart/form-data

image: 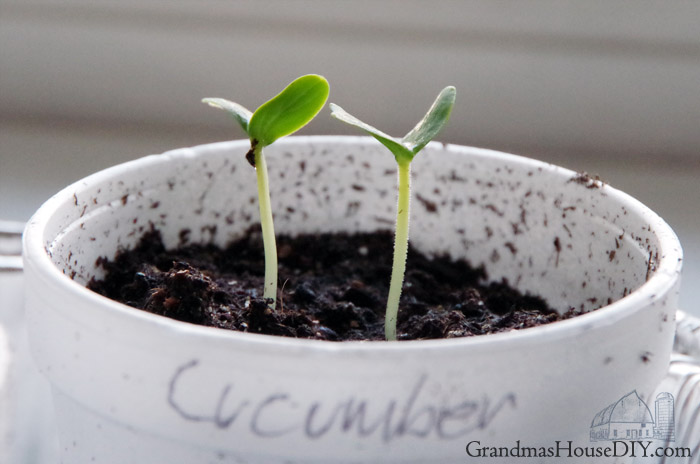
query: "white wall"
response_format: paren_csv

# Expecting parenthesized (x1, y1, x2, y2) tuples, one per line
(2, 0, 700, 158)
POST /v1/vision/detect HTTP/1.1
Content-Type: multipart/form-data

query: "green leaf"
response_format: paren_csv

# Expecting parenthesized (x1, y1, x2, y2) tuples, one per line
(247, 75, 330, 147)
(330, 86, 456, 165)
(202, 98, 252, 133)
(329, 103, 414, 165)
(401, 86, 456, 155)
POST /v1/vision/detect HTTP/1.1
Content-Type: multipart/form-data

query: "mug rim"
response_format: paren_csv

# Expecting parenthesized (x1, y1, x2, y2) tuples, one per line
(22, 136, 683, 355)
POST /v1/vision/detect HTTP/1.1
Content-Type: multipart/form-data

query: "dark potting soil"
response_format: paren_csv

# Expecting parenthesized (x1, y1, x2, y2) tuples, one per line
(88, 228, 581, 341)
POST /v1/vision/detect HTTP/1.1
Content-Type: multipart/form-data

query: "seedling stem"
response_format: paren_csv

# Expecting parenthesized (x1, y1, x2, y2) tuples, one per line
(252, 144, 278, 302)
(386, 161, 411, 340)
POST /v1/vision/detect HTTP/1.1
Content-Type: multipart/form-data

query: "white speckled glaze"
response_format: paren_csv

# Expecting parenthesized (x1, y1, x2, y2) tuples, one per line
(23, 137, 682, 463)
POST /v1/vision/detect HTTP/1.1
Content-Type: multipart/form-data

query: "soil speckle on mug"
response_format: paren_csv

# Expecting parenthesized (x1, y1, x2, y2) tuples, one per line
(88, 228, 583, 341)
(569, 172, 605, 189)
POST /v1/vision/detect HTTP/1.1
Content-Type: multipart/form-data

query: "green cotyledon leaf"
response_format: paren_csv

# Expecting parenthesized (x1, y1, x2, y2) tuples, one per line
(201, 98, 252, 134)
(247, 74, 330, 147)
(401, 86, 456, 155)
(330, 86, 456, 165)
(329, 103, 413, 165)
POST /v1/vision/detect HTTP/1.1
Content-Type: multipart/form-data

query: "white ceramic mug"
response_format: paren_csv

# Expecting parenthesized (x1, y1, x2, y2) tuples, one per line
(23, 137, 683, 463)
(1, 220, 60, 464)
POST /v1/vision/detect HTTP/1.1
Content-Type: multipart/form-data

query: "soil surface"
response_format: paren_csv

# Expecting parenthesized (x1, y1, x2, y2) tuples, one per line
(88, 228, 581, 341)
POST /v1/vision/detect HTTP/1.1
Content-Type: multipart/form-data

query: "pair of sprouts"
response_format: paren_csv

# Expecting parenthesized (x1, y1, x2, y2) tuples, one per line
(204, 75, 455, 340)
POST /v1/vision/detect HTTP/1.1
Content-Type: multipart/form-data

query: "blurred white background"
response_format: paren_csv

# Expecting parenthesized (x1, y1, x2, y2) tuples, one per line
(1, 0, 699, 313)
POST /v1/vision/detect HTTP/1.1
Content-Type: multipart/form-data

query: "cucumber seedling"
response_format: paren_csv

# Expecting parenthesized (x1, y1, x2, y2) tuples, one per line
(330, 87, 456, 340)
(204, 74, 329, 309)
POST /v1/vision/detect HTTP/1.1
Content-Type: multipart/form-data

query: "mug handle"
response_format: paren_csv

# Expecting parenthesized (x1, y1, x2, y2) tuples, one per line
(674, 310, 700, 358)
(641, 310, 700, 462)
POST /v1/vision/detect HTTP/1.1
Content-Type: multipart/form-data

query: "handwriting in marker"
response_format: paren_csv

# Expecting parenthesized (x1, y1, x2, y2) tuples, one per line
(168, 359, 516, 442)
